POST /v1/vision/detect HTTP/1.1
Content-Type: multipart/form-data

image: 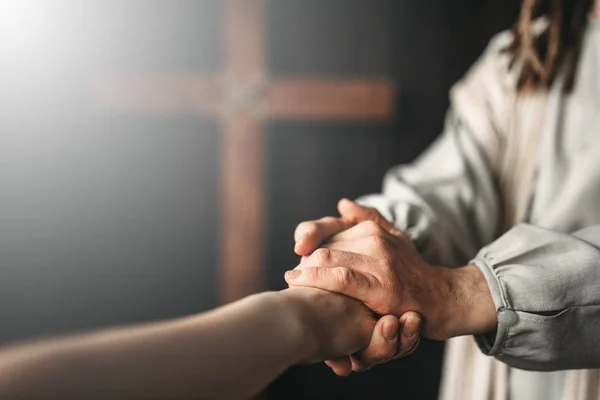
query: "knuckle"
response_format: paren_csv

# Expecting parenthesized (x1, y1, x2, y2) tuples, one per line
(334, 267, 354, 288)
(304, 267, 322, 281)
(312, 248, 331, 264)
(358, 220, 380, 235)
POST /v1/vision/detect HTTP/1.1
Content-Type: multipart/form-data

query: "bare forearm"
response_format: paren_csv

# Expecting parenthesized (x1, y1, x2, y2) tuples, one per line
(435, 264, 497, 339)
(0, 291, 310, 400)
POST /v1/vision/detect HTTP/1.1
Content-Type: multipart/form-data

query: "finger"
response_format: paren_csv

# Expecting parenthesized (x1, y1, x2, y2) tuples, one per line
(319, 236, 390, 258)
(338, 198, 404, 237)
(294, 217, 353, 256)
(396, 312, 422, 358)
(324, 357, 352, 376)
(284, 266, 374, 301)
(325, 220, 384, 244)
(294, 216, 346, 243)
(326, 221, 414, 255)
(296, 248, 372, 274)
(350, 315, 399, 372)
(320, 239, 365, 253)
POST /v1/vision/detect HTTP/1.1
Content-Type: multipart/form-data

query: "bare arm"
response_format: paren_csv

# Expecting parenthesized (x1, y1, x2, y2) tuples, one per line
(0, 287, 377, 400)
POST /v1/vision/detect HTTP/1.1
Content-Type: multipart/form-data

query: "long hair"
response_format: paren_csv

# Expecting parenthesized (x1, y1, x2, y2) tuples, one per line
(508, 0, 594, 91)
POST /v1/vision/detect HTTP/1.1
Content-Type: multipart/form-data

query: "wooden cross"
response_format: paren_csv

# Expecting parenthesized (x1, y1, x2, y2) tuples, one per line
(92, 0, 396, 303)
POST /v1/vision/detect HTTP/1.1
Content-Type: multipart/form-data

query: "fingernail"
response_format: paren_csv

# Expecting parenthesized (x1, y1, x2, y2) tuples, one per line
(383, 319, 397, 341)
(402, 316, 421, 337)
(285, 270, 301, 280)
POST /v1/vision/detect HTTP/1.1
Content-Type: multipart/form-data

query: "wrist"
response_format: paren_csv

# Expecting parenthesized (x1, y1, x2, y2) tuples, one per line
(236, 291, 316, 366)
(434, 264, 497, 340)
(275, 288, 321, 364)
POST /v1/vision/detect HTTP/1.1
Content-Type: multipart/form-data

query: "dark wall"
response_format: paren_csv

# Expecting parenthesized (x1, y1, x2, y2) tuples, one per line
(0, 1, 518, 399)
(0, 0, 223, 342)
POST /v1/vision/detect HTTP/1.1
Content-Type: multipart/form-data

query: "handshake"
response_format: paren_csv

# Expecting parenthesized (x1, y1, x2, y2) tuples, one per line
(0, 198, 498, 400)
(284, 198, 497, 376)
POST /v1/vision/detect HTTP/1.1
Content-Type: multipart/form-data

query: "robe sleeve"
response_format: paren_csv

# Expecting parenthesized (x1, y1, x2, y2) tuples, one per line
(357, 32, 514, 266)
(472, 224, 600, 371)
(357, 111, 498, 266)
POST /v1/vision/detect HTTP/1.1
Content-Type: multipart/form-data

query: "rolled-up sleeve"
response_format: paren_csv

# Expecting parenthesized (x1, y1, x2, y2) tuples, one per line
(473, 224, 600, 371)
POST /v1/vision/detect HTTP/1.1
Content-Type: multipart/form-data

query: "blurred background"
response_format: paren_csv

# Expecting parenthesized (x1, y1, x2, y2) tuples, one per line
(0, 1, 519, 398)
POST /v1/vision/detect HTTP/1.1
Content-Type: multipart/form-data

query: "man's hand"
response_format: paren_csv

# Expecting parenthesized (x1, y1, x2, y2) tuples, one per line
(294, 198, 403, 257)
(287, 219, 498, 341)
(292, 199, 423, 373)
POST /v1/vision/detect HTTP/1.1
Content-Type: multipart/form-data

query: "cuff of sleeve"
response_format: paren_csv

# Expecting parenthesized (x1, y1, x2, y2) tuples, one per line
(471, 255, 514, 356)
(464, 224, 598, 370)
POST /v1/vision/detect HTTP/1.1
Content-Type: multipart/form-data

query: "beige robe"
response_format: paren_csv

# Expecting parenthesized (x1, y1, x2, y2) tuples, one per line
(359, 21, 600, 400)
(439, 21, 600, 400)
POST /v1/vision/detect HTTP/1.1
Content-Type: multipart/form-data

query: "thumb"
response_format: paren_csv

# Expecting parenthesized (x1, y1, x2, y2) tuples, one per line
(337, 198, 403, 237)
(350, 315, 399, 371)
(396, 312, 422, 358)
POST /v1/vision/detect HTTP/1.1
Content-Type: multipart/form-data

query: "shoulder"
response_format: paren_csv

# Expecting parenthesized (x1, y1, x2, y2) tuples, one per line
(447, 30, 517, 161)
(448, 22, 549, 174)
(455, 18, 549, 100)
(450, 29, 517, 113)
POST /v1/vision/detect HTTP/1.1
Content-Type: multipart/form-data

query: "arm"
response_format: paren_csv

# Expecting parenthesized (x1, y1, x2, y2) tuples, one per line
(288, 219, 600, 371)
(0, 287, 377, 400)
(287, 221, 497, 341)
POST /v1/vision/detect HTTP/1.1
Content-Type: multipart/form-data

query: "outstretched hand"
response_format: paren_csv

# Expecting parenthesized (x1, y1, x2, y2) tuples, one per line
(291, 199, 423, 375)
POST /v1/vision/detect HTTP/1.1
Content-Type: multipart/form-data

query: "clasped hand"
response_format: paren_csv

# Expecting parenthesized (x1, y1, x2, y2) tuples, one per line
(285, 198, 496, 375)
